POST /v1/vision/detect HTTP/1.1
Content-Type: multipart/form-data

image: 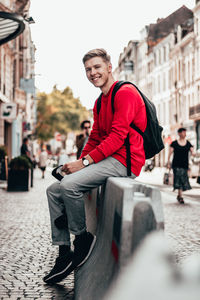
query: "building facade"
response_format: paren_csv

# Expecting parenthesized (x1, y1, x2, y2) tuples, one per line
(114, 3, 200, 166)
(0, 0, 36, 159)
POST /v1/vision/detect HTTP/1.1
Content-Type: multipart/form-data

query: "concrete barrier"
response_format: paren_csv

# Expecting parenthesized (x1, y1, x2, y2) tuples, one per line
(75, 177, 164, 300)
(104, 232, 200, 300)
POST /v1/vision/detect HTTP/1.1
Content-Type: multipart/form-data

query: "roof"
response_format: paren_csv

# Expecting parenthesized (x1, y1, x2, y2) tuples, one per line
(147, 6, 193, 43)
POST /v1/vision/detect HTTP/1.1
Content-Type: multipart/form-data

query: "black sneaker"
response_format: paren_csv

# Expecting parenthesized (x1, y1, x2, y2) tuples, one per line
(43, 251, 74, 284)
(72, 231, 96, 268)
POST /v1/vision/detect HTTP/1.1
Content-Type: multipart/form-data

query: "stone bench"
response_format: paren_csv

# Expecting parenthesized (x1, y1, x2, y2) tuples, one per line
(75, 177, 164, 300)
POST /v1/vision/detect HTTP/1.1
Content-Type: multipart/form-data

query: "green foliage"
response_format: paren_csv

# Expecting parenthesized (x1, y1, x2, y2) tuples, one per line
(9, 155, 32, 170)
(0, 145, 7, 160)
(36, 86, 89, 141)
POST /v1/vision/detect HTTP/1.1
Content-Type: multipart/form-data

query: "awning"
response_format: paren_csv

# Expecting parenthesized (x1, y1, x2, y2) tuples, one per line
(0, 11, 25, 46)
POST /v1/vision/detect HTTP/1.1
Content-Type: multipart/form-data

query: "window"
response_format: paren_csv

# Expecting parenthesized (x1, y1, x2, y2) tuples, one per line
(154, 53, 156, 66)
(163, 73, 166, 91)
(163, 46, 166, 62)
(178, 60, 181, 81)
(158, 75, 160, 93)
(188, 61, 190, 83)
(168, 70, 171, 89)
(159, 49, 161, 65)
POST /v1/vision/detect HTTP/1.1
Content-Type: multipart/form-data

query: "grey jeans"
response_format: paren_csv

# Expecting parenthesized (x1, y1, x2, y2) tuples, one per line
(46, 157, 136, 246)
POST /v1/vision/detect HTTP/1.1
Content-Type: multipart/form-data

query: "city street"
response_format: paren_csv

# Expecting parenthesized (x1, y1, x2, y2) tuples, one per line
(137, 168, 200, 263)
(0, 168, 74, 300)
(0, 167, 200, 299)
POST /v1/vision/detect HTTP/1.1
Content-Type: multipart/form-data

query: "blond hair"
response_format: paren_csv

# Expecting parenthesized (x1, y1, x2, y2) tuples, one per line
(82, 48, 111, 64)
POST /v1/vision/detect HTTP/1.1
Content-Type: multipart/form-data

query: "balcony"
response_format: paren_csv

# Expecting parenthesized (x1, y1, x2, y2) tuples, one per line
(189, 103, 200, 119)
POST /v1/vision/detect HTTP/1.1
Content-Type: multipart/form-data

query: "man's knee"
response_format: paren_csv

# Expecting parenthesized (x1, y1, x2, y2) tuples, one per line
(46, 182, 59, 197)
(60, 177, 78, 197)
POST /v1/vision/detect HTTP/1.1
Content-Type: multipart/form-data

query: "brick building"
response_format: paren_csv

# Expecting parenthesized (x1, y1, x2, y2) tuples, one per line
(0, 0, 35, 159)
(114, 2, 200, 166)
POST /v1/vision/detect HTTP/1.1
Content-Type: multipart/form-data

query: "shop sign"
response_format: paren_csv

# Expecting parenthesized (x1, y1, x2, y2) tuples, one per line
(0, 102, 17, 119)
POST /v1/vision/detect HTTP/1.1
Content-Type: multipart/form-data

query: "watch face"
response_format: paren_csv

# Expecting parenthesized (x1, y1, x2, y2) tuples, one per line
(83, 159, 89, 166)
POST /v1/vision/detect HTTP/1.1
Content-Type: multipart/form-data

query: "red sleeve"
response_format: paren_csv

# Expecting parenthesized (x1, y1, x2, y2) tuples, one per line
(88, 86, 142, 163)
(80, 100, 101, 158)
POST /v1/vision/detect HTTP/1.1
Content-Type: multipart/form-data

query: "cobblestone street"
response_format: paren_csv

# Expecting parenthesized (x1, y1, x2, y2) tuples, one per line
(137, 168, 200, 264)
(0, 167, 200, 299)
(0, 168, 74, 299)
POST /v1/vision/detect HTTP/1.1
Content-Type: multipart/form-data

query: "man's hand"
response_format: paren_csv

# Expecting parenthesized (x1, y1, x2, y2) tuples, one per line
(61, 155, 94, 175)
(62, 160, 84, 174)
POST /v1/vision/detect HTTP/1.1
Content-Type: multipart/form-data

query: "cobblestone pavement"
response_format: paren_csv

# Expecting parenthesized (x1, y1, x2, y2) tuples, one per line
(0, 167, 200, 299)
(137, 168, 200, 265)
(0, 168, 74, 299)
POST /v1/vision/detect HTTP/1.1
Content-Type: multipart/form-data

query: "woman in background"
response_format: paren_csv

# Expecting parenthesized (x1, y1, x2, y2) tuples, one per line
(167, 127, 194, 204)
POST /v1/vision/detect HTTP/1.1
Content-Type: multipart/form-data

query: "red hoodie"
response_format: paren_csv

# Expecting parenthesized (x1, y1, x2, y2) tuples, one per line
(80, 81, 147, 176)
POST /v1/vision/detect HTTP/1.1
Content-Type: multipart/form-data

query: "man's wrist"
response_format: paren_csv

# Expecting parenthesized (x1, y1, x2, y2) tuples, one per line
(85, 154, 94, 164)
(81, 155, 94, 167)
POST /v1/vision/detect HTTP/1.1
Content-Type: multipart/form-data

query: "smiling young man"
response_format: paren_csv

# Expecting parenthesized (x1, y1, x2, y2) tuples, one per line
(43, 48, 147, 284)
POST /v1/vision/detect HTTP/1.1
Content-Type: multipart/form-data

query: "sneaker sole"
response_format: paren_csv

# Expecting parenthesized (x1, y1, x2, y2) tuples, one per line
(44, 261, 73, 284)
(77, 235, 96, 268)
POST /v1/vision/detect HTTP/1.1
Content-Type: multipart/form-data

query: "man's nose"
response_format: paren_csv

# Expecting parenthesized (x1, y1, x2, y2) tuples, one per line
(90, 68, 96, 76)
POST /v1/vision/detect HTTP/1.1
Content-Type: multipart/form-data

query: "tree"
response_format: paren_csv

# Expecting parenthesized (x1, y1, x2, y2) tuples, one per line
(36, 86, 89, 141)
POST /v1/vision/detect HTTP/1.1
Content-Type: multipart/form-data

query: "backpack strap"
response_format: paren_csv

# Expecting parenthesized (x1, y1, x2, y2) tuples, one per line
(124, 134, 132, 176)
(111, 81, 145, 176)
(97, 81, 145, 176)
(97, 93, 103, 114)
(111, 81, 144, 137)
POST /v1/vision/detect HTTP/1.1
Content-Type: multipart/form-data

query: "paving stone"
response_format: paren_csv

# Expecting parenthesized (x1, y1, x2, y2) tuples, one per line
(0, 168, 74, 299)
(0, 168, 199, 299)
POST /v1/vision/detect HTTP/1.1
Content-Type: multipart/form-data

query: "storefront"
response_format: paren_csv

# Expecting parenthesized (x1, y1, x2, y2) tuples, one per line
(0, 11, 25, 158)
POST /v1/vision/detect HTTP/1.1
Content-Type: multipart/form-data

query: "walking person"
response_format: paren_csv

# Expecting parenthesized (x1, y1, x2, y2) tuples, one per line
(20, 137, 30, 157)
(39, 148, 48, 179)
(43, 48, 147, 284)
(75, 120, 91, 159)
(167, 127, 194, 204)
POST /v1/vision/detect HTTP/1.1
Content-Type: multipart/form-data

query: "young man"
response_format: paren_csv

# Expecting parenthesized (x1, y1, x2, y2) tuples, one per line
(43, 48, 147, 284)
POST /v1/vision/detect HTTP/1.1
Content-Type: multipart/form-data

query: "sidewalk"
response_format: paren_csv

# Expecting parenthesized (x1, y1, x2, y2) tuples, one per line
(136, 167, 200, 202)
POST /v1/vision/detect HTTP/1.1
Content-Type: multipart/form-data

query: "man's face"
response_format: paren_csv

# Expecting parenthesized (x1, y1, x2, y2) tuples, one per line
(83, 122, 91, 136)
(84, 57, 112, 88)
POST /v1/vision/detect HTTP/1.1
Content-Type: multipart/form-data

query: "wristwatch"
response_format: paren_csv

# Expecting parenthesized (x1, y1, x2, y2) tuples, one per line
(82, 157, 90, 167)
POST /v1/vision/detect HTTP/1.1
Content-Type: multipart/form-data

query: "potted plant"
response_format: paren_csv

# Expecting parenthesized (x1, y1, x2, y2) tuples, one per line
(7, 155, 32, 191)
(0, 145, 7, 180)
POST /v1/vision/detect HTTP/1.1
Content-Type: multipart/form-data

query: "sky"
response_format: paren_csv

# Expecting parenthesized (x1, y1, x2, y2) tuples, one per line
(29, 0, 195, 109)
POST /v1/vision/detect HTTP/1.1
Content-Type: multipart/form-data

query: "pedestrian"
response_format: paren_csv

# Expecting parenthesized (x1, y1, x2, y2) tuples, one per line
(20, 137, 33, 166)
(75, 120, 91, 159)
(43, 48, 147, 284)
(39, 148, 48, 179)
(21, 137, 31, 157)
(167, 127, 194, 204)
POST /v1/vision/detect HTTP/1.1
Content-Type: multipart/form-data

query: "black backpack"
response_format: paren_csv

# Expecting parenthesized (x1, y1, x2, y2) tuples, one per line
(97, 81, 164, 176)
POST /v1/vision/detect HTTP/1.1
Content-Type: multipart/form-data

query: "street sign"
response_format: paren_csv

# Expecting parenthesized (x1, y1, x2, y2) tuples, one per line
(20, 78, 35, 94)
(0, 102, 17, 119)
